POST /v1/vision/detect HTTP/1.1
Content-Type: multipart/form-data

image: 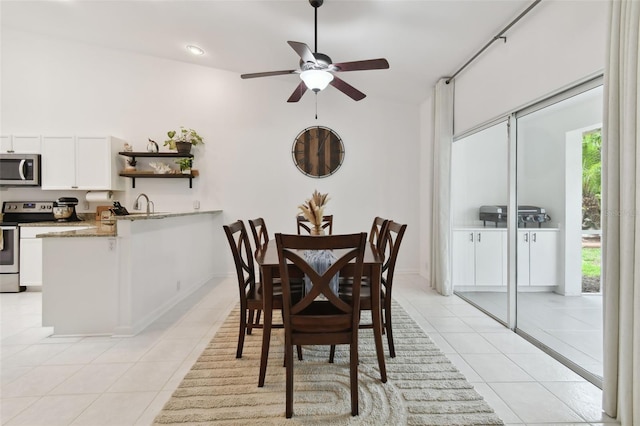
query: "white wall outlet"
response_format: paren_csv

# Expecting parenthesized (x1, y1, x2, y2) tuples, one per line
(83, 201, 89, 210)
(193, 200, 200, 210)
(176, 280, 181, 291)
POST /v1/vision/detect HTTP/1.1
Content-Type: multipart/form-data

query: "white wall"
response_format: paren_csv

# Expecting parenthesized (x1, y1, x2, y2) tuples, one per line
(451, 122, 509, 227)
(453, 0, 607, 134)
(418, 0, 607, 284)
(0, 29, 420, 276)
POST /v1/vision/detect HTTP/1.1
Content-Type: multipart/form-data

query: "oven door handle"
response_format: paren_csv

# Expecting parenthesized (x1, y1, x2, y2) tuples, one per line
(18, 159, 26, 180)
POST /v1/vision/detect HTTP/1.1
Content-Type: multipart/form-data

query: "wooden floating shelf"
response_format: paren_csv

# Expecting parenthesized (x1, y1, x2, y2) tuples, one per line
(118, 151, 194, 158)
(119, 171, 197, 188)
(118, 152, 197, 188)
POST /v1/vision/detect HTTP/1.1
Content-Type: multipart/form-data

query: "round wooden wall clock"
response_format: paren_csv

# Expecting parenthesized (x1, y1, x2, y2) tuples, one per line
(291, 126, 345, 178)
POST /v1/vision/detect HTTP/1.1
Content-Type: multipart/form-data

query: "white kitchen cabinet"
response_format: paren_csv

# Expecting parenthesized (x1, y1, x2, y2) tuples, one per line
(19, 238, 42, 286)
(41, 136, 75, 188)
(41, 135, 125, 190)
(20, 226, 89, 287)
(1, 135, 41, 153)
(453, 229, 506, 287)
(517, 229, 559, 286)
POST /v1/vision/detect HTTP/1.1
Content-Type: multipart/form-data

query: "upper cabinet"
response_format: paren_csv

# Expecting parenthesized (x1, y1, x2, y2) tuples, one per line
(1, 135, 41, 153)
(41, 136, 125, 190)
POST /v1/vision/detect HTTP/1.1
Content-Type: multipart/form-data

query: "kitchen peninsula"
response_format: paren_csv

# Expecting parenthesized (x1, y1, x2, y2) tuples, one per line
(39, 210, 221, 336)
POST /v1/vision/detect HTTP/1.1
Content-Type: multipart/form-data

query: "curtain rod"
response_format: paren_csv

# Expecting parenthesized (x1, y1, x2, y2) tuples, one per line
(445, 0, 542, 84)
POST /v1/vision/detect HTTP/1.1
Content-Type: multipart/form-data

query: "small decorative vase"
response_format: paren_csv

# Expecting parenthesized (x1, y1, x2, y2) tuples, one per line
(175, 142, 192, 154)
(310, 225, 324, 236)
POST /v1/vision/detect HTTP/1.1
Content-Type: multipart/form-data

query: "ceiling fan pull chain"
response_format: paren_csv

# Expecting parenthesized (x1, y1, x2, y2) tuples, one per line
(315, 93, 318, 119)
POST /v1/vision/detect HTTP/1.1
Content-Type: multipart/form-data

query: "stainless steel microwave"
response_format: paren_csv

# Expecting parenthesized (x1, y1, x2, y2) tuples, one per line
(0, 154, 41, 186)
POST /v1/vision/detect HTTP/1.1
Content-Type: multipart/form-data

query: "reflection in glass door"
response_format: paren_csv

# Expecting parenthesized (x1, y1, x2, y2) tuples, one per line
(452, 121, 509, 324)
(515, 84, 603, 382)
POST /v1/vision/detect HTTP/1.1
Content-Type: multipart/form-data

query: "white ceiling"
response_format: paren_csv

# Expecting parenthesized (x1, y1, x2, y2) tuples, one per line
(1, 0, 534, 104)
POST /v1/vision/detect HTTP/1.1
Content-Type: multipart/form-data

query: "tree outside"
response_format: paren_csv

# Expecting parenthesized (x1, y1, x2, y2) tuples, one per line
(582, 129, 601, 292)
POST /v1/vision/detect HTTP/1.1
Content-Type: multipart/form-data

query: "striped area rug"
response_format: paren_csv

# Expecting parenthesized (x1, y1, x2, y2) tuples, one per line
(153, 301, 503, 425)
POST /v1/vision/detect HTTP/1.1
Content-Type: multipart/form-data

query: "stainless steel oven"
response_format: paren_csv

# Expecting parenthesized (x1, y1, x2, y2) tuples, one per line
(0, 224, 21, 292)
(1, 201, 61, 292)
(0, 153, 41, 186)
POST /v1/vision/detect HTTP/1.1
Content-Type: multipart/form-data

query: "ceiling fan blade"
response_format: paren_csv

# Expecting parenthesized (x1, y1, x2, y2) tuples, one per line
(331, 58, 390, 72)
(287, 41, 317, 65)
(287, 81, 308, 103)
(329, 75, 366, 101)
(241, 70, 297, 79)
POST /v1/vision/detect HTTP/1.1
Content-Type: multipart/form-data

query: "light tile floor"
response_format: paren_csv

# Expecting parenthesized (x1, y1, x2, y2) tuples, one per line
(1, 275, 619, 425)
(456, 290, 604, 378)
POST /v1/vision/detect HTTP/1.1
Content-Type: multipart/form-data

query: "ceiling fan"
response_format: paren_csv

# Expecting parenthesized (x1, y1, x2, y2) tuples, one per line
(240, 0, 389, 102)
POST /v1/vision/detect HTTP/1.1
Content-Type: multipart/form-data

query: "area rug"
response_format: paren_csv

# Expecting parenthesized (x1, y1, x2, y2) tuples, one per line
(154, 301, 504, 425)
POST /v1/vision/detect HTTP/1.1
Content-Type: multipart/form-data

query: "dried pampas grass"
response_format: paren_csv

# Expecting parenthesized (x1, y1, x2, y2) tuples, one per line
(298, 190, 329, 226)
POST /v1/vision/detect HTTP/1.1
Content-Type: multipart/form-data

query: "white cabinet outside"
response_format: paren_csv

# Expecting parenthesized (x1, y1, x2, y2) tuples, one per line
(1, 135, 41, 153)
(517, 229, 559, 286)
(452, 230, 475, 286)
(453, 229, 506, 287)
(41, 135, 124, 190)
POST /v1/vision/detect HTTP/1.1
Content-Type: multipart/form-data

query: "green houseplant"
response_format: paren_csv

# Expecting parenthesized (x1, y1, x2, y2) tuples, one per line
(164, 127, 204, 154)
(175, 158, 193, 174)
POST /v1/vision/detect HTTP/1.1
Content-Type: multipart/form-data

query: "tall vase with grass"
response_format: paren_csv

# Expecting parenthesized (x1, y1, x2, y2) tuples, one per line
(298, 190, 330, 235)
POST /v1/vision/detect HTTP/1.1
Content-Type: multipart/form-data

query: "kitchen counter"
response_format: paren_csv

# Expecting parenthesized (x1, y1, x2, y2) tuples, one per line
(40, 209, 222, 336)
(25, 210, 220, 238)
(114, 210, 218, 221)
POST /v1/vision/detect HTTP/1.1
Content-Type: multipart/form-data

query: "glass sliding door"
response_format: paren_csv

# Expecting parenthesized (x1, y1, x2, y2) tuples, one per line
(451, 77, 604, 385)
(452, 120, 509, 324)
(515, 83, 603, 382)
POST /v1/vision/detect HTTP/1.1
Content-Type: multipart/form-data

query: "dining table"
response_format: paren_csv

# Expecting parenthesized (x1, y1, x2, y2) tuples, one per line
(255, 239, 387, 387)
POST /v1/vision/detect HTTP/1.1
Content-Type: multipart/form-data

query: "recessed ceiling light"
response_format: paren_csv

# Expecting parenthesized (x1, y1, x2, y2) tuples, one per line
(186, 45, 205, 56)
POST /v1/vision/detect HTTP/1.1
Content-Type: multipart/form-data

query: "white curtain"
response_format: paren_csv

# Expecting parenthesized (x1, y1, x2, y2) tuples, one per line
(602, 1, 640, 424)
(430, 78, 454, 296)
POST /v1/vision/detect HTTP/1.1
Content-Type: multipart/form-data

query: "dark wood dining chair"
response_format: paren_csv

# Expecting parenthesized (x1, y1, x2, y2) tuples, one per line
(248, 217, 304, 359)
(296, 214, 333, 235)
(223, 220, 303, 360)
(369, 216, 389, 251)
(275, 232, 367, 418)
(332, 220, 407, 359)
(248, 217, 269, 251)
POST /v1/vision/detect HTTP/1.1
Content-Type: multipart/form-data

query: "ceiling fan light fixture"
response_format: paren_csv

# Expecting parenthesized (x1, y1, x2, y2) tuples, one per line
(300, 69, 333, 92)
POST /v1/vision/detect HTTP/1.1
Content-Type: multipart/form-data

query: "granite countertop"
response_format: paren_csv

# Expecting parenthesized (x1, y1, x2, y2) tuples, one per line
(37, 222, 118, 238)
(113, 210, 220, 221)
(21, 220, 117, 238)
(25, 210, 221, 238)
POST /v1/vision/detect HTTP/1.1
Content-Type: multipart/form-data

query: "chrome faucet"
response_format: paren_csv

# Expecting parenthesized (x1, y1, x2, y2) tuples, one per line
(133, 193, 154, 215)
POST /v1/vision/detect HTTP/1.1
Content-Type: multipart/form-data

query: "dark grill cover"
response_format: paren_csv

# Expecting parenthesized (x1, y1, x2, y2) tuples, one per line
(479, 205, 550, 227)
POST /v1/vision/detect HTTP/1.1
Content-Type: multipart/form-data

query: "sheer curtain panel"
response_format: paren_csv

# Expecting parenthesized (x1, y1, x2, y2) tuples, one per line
(430, 78, 454, 295)
(602, 1, 640, 424)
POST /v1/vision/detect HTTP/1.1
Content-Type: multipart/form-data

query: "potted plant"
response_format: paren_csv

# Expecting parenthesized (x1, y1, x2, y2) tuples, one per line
(164, 127, 204, 154)
(175, 158, 193, 174)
